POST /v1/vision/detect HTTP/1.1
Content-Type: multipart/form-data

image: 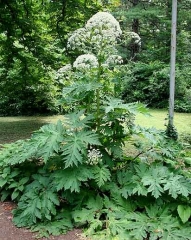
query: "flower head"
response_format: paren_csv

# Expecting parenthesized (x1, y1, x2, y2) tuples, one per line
(55, 64, 72, 83)
(86, 12, 122, 38)
(73, 54, 98, 70)
(105, 55, 123, 66)
(86, 147, 103, 165)
(67, 28, 87, 51)
(57, 64, 72, 74)
(67, 12, 122, 56)
(127, 32, 141, 46)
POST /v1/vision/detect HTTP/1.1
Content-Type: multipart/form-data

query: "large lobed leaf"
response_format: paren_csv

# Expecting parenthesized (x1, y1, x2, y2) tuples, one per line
(62, 130, 101, 168)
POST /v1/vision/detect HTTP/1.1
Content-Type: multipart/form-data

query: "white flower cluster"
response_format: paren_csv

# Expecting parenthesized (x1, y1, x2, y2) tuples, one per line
(128, 32, 141, 46)
(86, 147, 103, 165)
(57, 64, 72, 74)
(73, 54, 98, 70)
(86, 12, 122, 38)
(67, 28, 87, 50)
(55, 64, 72, 82)
(105, 55, 123, 66)
(67, 12, 122, 54)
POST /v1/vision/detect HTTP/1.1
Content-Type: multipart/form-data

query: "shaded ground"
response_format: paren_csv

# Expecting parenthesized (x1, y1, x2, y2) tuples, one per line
(0, 202, 82, 240)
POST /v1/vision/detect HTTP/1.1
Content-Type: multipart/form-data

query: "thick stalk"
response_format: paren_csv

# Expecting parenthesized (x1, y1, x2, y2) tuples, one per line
(96, 62, 101, 130)
(96, 88, 100, 129)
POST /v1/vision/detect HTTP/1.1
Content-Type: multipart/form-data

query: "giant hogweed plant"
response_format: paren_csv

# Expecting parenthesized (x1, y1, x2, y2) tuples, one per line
(0, 12, 191, 240)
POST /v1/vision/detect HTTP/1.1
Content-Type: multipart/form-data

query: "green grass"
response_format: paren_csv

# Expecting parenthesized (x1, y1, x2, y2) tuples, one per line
(0, 116, 62, 144)
(135, 109, 191, 134)
(0, 109, 190, 144)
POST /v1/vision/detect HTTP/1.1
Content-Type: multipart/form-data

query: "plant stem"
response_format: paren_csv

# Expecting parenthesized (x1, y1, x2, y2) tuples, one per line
(96, 62, 101, 130)
(96, 88, 100, 129)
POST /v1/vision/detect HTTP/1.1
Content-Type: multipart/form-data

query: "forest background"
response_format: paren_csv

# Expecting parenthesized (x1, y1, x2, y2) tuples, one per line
(0, 0, 191, 116)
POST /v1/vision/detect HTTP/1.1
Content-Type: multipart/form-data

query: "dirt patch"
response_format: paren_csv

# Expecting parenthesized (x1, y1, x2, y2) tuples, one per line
(0, 202, 82, 240)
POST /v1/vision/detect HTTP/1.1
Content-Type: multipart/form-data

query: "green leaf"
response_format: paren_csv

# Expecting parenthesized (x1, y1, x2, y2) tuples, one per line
(126, 212, 149, 239)
(30, 210, 73, 238)
(163, 175, 180, 199)
(132, 180, 148, 196)
(85, 219, 103, 235)
(103, 96, 147, 114)
(53, 166, 93, 192)
(62, 136, 84, 168)
(109, 218, 130, 236)
(177, 205, 191, 223)
(11, 190, 20, 200)
(162, 227, 191, 240)
(184, 157, 191, 165)
(86, 195, 104, 212)
(72, 208, 95, 224)
(1, 190, 10, 201)
(0, 178, 7, 188)
(62, 82, 101, 105)
(164, 174, 191, 199)
(0, 121, 65, 166)
(62, 130, 101, 168)
(117, 170, 136, 198)
(79, 131, 102, 146)
(93, 165, 111, 187)
(141, 166, 166, 198)
(47, 191, 60, 206)
(63, 111, 93, 129)
(111, 192, 136, 212)
(35, 120, 65, 162)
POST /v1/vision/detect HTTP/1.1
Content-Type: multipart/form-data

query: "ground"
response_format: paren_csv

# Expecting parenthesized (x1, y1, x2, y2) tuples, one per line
(0, 202, 82, 240)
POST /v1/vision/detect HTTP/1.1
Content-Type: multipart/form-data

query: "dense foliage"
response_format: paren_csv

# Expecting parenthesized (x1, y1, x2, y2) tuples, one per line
(0, 0, 104, 115)
(0, 13, 191, 240)
(115, 0, 191, 111)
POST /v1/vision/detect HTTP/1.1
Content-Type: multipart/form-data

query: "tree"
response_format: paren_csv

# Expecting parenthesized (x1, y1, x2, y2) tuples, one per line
(0, 0, 104, 115)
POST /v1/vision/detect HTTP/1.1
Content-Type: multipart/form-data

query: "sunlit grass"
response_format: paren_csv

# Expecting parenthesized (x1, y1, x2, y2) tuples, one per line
(135, 109, 191, 135)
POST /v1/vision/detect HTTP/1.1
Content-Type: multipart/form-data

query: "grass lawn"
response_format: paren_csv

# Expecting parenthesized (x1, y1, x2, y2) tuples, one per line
(0, 109, 190, 144)
(0, 116, 63, 144)
(135, 109, 191, 135)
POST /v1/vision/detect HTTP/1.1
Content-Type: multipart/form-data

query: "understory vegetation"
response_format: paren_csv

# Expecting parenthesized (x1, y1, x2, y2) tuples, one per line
(0, 12, 191, 240)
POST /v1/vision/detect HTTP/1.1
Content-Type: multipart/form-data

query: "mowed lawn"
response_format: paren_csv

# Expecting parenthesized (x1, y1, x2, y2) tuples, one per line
(0, 109, 191, 144)
(135, 109, 191, 134)
(0, 116, 63, 144)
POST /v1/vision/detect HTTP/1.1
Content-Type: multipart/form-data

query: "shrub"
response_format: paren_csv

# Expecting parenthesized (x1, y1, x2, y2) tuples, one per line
(121, 62, 191, 113)
(121, 61, 169, 108)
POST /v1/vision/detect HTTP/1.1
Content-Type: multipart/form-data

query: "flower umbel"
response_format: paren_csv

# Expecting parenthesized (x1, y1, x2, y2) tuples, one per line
(86, 147, 103, 165)
(127, 32, 141, 46)
(57, 64, 72, 76)
(55, 64, 72, 84)
(67, 28, 87, 51)
(105, 55, 123, 66)
(73, 54, 98, 70)
(67, 12, 122, 57)
(86, 12, 122, 38)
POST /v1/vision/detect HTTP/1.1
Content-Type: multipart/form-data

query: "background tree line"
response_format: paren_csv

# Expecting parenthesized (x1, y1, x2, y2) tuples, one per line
(0, 0, 190, 116)
(115, 0, 191, 112)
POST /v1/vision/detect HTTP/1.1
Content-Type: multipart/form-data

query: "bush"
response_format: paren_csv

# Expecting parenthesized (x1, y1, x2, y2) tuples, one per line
(0, 85, 59, 116)
(121, 62, 191, 113)
(121, 61, 169, 108)
(0, 56, 59, 116)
